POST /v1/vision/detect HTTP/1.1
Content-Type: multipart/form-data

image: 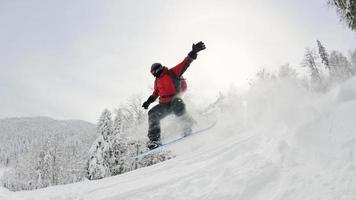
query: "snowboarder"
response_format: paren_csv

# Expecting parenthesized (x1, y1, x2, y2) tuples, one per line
(142, 41, 206, 149)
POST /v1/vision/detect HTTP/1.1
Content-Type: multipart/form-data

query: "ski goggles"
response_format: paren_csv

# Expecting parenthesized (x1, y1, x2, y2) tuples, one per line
(151, 66, 163, 76)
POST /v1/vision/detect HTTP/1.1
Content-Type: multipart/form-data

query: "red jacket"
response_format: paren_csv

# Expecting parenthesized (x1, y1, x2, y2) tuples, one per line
(152, 56, 193, 103)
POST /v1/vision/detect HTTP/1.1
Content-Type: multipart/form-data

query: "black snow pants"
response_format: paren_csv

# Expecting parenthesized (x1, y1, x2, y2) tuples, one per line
(148, 97, 192, 142)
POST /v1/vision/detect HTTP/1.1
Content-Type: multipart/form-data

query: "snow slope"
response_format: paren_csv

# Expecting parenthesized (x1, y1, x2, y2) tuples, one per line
(3, 77, 356, 200)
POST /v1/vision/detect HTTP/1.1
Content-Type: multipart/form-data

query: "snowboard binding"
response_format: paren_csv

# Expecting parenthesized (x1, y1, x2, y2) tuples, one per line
(147, 140, 162, 150)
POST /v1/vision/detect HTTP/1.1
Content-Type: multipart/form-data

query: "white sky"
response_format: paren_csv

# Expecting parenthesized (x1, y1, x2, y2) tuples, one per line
(0, 0, 355, 123)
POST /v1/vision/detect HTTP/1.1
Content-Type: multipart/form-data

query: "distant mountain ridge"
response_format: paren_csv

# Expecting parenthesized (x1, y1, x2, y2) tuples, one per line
(0, 116, 95, 135)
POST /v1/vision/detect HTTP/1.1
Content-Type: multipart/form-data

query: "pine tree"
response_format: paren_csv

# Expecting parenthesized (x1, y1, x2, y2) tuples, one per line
(108, 137, 131, 175)
(317, 40, 330, 69)
(98, 109, 113, 142)
(2, 148, 41, 191)
(113, 109, 124, 136)
(302, 48, 323, 89)
(127, 96, 146, 126)
(329, 50, 353, 82)
(255, 68, 274, 81)
(350, 49, 356, 75)
(86, 137, 110, 180)
(86, 109, 113, 180)
(36, 147, 52, 188)
(328, 0, 356, 31)
(278, 64, 298, 78)
(137, 151, 175, 168)
(108, 109, 131, 175)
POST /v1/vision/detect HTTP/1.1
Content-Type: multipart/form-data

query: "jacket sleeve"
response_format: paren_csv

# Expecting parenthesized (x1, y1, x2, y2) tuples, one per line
(171, 56, 195, 77)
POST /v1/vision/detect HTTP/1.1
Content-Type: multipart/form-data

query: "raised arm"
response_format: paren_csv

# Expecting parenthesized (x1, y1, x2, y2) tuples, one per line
(171, 41, 206, 77)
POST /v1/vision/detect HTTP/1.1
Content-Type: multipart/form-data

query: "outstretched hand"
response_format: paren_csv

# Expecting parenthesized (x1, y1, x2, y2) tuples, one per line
(192, 41, 206, 53)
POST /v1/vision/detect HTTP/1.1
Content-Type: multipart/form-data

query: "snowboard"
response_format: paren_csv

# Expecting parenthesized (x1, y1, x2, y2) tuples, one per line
(134, 121, 217, 159)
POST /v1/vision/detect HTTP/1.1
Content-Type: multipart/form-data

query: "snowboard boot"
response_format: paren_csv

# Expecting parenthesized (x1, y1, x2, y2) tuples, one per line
(147, 140, 162, 150)
(182, 127, 193, 137)
(180, 114, 196, 137)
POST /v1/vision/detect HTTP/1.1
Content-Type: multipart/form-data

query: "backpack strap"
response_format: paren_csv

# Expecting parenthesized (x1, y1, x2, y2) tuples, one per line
(168, 70, 181, 93)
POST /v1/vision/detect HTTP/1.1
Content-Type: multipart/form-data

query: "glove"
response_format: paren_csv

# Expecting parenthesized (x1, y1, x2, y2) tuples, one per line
(142, 95, 157, 109)
(142, 101, 150, 109)
(188, 41, 206, 59)
(192, 41, 206, 53)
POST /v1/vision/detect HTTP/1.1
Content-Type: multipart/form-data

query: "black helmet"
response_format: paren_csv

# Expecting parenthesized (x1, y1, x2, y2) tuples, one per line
(150, 63, 163, 77)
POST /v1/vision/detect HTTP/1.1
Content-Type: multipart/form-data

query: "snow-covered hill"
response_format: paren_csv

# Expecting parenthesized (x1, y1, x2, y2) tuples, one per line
(0, 117, 97, 166)
(3, 77, 356, 200)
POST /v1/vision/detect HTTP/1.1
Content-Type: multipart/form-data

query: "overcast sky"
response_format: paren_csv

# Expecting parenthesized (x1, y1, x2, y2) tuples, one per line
(1, 0, 355, 123)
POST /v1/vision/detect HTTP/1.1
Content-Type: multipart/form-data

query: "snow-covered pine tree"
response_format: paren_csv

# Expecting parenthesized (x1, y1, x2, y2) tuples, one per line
(35, 135, 63, 187)
(137, 151, 175, 168)
(87, 138, 107, 180)
(127, 96, 146, 126)
(36, 146, 52, 188)
(317, 40, 330, 69)
(329, 50, 353, 82)
(278, 64, 298, 78)
(350, 49, 356, 75)
(302, 48, 324, 90)
(108, 109, 131, 175)
(328, 0, 356, 31)
(118, 96, 147, 134)
(86, 109, 113, 180)
(255, 68, 276, 81)
(98, 109, 114, 142)
(113, 109, 124, 136)
(1, 150, 37, 191)
(119, 108, 134, 133)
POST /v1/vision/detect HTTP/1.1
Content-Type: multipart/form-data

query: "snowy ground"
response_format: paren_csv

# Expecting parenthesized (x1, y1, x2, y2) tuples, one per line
(3, 77, 356, 200)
